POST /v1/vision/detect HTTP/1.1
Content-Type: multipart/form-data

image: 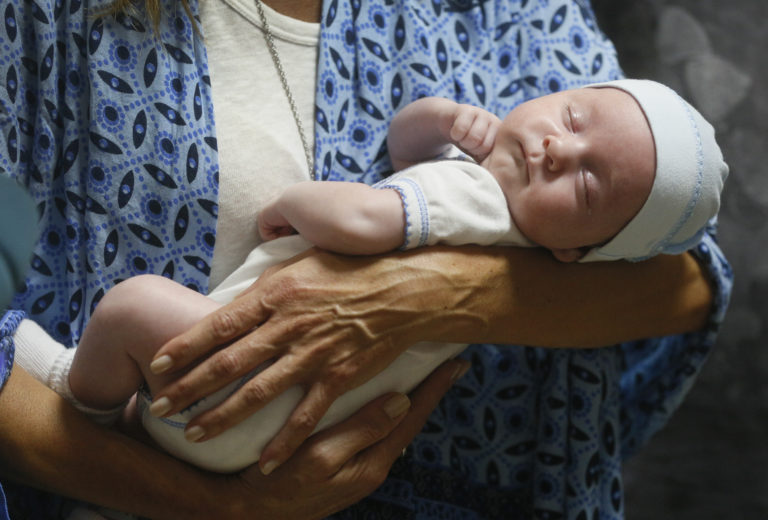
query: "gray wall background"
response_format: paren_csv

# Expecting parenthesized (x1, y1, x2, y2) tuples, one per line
(591, 1, 768, 518)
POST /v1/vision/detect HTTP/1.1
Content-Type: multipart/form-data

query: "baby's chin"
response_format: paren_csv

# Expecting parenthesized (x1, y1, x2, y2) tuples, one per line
(484, 154, 527, 190)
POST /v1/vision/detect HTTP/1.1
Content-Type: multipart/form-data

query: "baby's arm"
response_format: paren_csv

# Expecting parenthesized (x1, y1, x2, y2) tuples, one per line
(387, 97, 501, 170)
(258, 181, 405, 255)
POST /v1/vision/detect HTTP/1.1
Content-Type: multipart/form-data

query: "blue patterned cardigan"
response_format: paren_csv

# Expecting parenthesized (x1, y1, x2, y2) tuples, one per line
(0, 0, 732, 518)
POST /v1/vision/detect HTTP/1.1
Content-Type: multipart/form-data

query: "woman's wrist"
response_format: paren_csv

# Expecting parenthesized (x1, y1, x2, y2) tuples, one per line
(383, 245, 496, 347)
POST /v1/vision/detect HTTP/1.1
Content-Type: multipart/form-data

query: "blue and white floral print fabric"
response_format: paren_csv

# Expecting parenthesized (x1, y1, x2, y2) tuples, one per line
(0, 313, 22, 394)
(1, 0, 217, 515)
(1, 0, 218, 347)
(315, 0, 621, 184)
(0, 0, 732, 519)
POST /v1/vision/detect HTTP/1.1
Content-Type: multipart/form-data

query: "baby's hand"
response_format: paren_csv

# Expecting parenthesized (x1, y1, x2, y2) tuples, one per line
(258, 198, 296, 241)
(448, 104, 501, 162)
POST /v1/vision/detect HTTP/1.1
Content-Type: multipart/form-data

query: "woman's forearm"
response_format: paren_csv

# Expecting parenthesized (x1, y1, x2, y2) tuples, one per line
(0, 365, 230, 520)
(394, 244, 712, 348)
(0, 361, 464, 520)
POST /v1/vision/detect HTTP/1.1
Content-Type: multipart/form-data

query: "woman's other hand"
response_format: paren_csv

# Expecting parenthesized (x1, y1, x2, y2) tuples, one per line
(227, 359, 467, 519)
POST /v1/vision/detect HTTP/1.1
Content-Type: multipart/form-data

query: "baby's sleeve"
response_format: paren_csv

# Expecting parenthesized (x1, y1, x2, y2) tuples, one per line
(374, 161, 534, 250)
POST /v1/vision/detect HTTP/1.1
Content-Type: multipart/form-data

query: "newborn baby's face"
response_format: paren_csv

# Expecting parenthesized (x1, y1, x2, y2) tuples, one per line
(482, 87, 655, 262)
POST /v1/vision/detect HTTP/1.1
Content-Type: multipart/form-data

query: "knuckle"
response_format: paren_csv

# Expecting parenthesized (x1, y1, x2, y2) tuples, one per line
(289, 407, 320, 434)
(304, 444, 335, 475)
(362, 404, 396, 440)
(322, 370, 353, 398)
(169, 377, 192, 400)
(239, 380, 272, 408)
(277, 277, 303, 301)
(358, 423, 387, 447)
(285, 314, 316, 338)
(209, 309, 241, 339)
(451, 121, 468, 139)
(210, 349, 242, 379)
(172, 335, 194, 356)
(282, 472, 305, 490)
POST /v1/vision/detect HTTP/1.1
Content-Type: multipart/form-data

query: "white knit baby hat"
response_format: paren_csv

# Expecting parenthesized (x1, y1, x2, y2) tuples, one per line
(579, 79, 728, 262)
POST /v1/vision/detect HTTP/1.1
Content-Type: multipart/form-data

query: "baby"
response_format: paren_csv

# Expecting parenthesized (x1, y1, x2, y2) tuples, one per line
(37, 79, 726, 473)
(261, 79, 726, 263)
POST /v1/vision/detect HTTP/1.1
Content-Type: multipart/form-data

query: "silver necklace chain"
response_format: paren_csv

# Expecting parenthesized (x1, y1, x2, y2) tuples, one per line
(254, 0, 316, 180)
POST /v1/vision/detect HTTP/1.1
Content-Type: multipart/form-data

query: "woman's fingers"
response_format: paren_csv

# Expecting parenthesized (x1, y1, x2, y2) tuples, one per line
(362, 358, 470, 465)
(173, 351, 312, 443)
(236, 391, 414, 520)
(149, 321, 279, 419)
(257, 382, 336, 474)
(150, 295, 269, 376)
(149, 336, 292, 424)
(323, 358, 470, 506)
(278, 392, 411, 478)
(228, 361, 468, 519)
(277, 358, 469, 478)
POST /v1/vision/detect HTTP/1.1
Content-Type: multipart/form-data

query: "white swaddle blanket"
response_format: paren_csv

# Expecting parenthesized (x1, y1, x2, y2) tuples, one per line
(138, 235, 466, 473)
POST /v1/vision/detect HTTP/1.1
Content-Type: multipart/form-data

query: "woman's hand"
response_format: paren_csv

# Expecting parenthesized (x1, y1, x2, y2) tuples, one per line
(148, 246, 483, 474)
(225, 359, 468, 519)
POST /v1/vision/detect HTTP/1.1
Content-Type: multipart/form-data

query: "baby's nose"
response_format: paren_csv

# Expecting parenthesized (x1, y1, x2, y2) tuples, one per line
(543, 135, 582, 172)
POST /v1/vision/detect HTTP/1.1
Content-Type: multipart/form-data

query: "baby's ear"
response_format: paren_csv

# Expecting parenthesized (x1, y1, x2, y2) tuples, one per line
(550, 247, 586, 263)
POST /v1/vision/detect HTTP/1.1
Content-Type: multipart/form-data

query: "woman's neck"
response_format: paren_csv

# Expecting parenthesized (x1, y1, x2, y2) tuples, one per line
(260, 0, 322, 23)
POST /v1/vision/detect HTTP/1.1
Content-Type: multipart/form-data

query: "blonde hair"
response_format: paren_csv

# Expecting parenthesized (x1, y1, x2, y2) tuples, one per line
(95, 0, 197, 35)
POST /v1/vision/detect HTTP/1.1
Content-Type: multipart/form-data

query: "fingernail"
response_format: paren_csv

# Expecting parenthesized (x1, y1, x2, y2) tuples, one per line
(383, 394, 411, 419)
(149, 396, 172, 417)
(150, 355, 173, 375)
(261, 459, 279, 476)
(185, 425, 206, 443)
(451, 360, 470, 382)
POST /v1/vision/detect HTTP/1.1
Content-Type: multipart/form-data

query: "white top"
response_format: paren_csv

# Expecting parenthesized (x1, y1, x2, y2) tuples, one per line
(376, 159, 533, 250)
(201, 0, 320, 288)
